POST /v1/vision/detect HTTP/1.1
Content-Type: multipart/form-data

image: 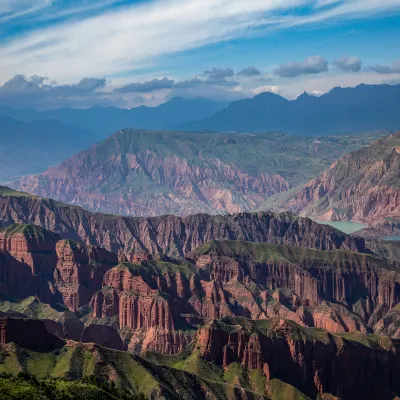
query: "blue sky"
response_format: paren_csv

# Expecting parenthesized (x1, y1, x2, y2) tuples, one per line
(0, 0, 400, 109)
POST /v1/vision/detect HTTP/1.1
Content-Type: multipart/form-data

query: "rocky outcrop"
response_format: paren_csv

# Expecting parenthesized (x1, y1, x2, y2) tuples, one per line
(0, 223, 118, 312)
(0, 317, 63, 349)
(286, 132, 400, 223)
(0, 191, 368, 256)
(197, 317, 400, 400)
(188, 240, 400, 310)
(80, 324, 124, 350)
(53, 240, 117, 311)
(88, 239, 400, 353)
(0, 224, 60, 277)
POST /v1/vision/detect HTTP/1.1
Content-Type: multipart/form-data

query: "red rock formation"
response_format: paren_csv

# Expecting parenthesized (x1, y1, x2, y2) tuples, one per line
(197, 317, 400, 400)
(286, 132, 400, 223)
(53, 240, 117, 311)
(12, 129, 294, 217)
(0, 192, 368, 256)
(0, 224, 59, 276)
(90, 238, 400, 353)
(0, 317, 63, 349)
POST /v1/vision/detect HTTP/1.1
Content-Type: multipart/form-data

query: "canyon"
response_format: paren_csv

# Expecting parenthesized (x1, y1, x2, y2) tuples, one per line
(0, 185, 400, 398)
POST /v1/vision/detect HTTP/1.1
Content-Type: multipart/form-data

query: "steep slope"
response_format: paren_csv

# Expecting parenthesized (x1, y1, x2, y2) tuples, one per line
(181, 83, 400, 135)
(286, 132, 400, 223)
(3, 316, 400, 399)
(0, 188, 367, 255)
(11, 129, 385, 216)
(0, 115, 97, 181)
(0, 338, 268, 399)
(0, 97, 227, 138)
(90, 239, 400, 355)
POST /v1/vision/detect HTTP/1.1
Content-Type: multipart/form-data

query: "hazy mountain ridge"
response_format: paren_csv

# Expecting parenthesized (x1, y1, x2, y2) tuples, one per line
(10, 129, 386, 217)
(0, 97, 227, 138)
(180, 84, 400, 135)
(0, 115, 98, 182)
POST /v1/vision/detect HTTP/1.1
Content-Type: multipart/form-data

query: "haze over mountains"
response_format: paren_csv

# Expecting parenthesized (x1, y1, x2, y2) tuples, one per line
(0, 97, 227, 138)
(1, 84, 400, 139)
(11, 129, 385, 217)
(0, 115, 97, 181)
(181, 84, 400, 135)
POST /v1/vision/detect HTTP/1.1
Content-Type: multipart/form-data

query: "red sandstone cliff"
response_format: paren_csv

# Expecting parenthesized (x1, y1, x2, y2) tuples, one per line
(54, 239, 117, 311)
(88, 239, 400, 353)
(0, 190, 367, 257)
(196, 317, 400, 400)
(286, 132, 400, 223)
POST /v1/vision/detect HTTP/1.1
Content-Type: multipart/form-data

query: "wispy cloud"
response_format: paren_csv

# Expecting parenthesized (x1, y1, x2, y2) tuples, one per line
(2, 0, 400, 83)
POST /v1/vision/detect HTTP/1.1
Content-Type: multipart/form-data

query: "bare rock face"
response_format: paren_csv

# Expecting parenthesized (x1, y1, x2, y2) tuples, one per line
(197, 317, 400, 400)
(0, 191, 368, 256)
(0, 317, 63, 349)
(54, 240, 117, 311)
(0, 224, 60, 277)
(0, 225, 60, 302)
(188, 240, 400, 311)
(88, 239, 400, 354)
(80, 324, 124, 350)
(286, 132, 400, 223)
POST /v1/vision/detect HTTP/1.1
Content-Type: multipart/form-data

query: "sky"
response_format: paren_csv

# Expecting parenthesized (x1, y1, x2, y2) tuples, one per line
(0, 0, 400, 109)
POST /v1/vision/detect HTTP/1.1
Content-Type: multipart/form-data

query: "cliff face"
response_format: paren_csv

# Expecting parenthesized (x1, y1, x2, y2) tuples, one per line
(0, 190, 367, 256)
(196, 317, 400, 400)
(0, 223, 118, 314)
(89, 240, 400, 354)
(286, 132, 400, 223)
(0, 224, 60, 277)
(54, 240, 117, 311)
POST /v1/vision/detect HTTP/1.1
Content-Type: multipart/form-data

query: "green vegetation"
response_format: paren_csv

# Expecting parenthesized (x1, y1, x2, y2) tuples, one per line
(0, 296, 66, 320)
(267, 378, 310, 400)
(0, 186, 36, 198)
(117, 258, 195, 280)
(102, 130, 386, 186)
(0, 372, 145, 400)
(193, 239, 391, 272)
(0, 223, 60, 243)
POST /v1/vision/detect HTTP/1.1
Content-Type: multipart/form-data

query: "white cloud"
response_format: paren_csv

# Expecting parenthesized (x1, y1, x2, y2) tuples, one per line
(251, 85, 281, 95)
(1, 0, 400, 84)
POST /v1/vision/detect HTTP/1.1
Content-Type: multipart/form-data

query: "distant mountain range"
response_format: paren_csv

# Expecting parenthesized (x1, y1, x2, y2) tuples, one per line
(1, 84, 400, 139)
(0, 96, 227, 138)
(0, 115, 97, 181)
(11, 129, 385, 217)
(180, 84, 400, 135)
